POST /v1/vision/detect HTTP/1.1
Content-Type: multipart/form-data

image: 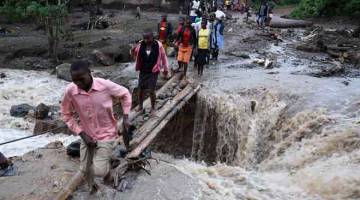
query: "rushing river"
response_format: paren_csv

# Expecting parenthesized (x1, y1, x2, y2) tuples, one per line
(183, 39, 360, 199)
(1, 31, 360, 200)
(0, 69, 77, 156)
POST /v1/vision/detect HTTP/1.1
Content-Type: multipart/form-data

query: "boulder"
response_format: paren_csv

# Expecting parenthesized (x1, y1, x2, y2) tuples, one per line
(33, 119, 73, 135)
(227, 51, 250, 59)
(0, 72, 6, 78)
(35, 103, 50, 120)
(92, 44, 133, 66)
(92, 49, 114, 66)
(166, 47, 176, 57)
(10, 104, 34, 117)
(56, 63, 72, 82)
(311, 61, 345, 77)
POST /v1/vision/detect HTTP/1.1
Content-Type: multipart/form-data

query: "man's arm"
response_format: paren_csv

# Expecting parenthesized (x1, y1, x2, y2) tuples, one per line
(61, 91, 83, 135)
(159, 43, 169, 73)
(107, 80, 132, 130)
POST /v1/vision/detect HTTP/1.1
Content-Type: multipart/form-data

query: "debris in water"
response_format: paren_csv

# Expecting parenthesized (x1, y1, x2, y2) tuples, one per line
(206, 182, 217, 190)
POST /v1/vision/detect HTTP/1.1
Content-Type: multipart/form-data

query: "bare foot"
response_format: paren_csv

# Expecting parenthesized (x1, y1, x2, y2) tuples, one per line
(149, 109, 157, 117)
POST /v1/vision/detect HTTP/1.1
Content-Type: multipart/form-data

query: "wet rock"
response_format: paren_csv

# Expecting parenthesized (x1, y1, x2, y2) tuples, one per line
(166, 47, 176, 57)
(311, 61, 345, 77)
(95, 21, 110, 30)
(92, 44, 132, 66)
(267, 71, 279, 74)
(33, 119, 73, 135)
(35, 103, 50, 120)
(0, 72, 6, 78)
(342, 81, 350, 86)
(296, 43, 320, 52)
(4, 47, 47, 61)
(92, 49, 114, 66)
(56, 63, 72, 82)
(10, 104, 34, 117)
(45, 141, 64, 149)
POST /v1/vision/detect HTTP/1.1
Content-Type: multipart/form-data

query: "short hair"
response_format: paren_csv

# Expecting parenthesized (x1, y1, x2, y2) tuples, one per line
(70, 60, 90, 73)
(143, 29, 154, 36)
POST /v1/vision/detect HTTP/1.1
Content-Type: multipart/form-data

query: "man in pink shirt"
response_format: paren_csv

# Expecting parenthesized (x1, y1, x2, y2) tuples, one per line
(61, 60, 132, 191)
(132, 30, 169, 115)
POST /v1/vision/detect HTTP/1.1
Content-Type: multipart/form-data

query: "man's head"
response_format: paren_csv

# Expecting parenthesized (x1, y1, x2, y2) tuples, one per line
(161, 14, 167, 22)
(185, 16, 192, 27)
(143, 30, 154, 45)
(70, 60, 92, 91)
(209, 13, 215, 22)
(201, 19, 207, 29)
(179, 16, 185, 25)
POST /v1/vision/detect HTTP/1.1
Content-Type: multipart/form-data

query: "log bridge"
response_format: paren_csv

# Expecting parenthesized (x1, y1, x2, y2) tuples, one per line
(55, 74, 201, 200)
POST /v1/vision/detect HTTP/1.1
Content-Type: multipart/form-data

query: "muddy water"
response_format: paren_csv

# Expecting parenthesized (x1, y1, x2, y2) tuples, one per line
(186, 38, 360, 199)
(1, 30, 359, 200)
(0, 69, 78, 156)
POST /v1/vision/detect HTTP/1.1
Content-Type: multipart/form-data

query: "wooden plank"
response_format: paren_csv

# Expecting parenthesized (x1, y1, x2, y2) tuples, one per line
(117, 73, 181, 133)
(127, 85, 201, 158)
(54, 171, 83, 200)
(129, 85, 194, 149)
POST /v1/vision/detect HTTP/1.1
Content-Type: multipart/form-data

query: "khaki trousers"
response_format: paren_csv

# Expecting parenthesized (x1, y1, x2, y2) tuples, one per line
(80, 140, 115, 178)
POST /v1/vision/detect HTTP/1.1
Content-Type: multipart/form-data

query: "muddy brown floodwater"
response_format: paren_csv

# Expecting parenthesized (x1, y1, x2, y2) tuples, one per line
(0, 9, 360, 200)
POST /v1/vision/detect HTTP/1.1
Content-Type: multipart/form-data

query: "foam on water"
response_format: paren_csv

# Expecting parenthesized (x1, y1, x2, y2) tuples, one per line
(0, 128, 78, 157)
(0, 69, 68, 130)
(173, 159, 320, 200)
(0, 69, 72, 157)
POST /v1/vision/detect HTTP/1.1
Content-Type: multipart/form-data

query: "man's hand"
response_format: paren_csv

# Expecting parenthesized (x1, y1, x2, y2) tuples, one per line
(123, 115, 131, 133)
(79, 131, 97, 147)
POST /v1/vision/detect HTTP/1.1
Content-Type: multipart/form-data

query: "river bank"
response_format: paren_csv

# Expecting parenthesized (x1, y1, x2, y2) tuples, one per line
(0, 8, 360, 200)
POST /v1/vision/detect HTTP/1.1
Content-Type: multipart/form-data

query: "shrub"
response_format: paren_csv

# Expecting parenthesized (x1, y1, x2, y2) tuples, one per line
(291, 0, 360, 18)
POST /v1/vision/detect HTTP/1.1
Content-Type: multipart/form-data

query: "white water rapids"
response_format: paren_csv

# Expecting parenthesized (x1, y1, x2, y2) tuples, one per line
(1, 42, 360, 199)
(0, 69, 78, 156)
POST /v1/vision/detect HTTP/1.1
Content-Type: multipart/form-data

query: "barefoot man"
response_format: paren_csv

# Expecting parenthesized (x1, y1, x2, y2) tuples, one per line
(61, 60, 132, 193)
(132, 30, 169, 115)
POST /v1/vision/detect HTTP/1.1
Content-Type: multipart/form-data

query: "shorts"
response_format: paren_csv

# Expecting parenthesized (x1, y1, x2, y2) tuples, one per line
(177, 46, 193, 64)
(138, 71, 159, 90)
(196, 49, 209, 66)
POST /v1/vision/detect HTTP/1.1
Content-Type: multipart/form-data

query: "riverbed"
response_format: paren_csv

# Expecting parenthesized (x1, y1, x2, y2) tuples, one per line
(0, 10, 359, 200)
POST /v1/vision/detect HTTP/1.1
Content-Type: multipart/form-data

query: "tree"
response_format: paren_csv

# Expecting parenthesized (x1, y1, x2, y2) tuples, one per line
(27, 0, 70, 61)
(0, 0, 71, 61)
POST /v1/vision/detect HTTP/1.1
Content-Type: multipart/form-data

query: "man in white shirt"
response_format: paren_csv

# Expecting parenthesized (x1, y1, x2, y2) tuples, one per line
(215, 7, 226, 20)
(190, 0, 201, 22)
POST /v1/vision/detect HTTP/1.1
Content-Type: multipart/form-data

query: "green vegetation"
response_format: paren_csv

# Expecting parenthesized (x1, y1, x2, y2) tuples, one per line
(291, 0, 360, 18)
(0, 0, 70, 60)
(276, 0, 301, 6)
(251, 0, 359, 18)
